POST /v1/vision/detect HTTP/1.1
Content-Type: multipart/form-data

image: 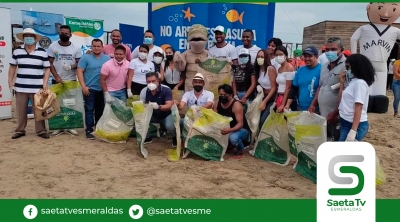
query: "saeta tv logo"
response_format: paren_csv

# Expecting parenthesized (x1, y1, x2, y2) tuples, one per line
(317, 142, 375, 222)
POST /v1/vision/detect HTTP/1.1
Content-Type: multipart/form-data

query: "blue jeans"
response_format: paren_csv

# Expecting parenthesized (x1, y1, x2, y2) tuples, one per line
(146, 114, 176, 139)
(229, 128, 250, 152)
(83, 89, 104, 133)
(259, 100, 274, 131)
(109, 88, 127, 102)
(339, 117, 369, 141)
(392, 80, 400, 114)
(237, 91, 252, 103)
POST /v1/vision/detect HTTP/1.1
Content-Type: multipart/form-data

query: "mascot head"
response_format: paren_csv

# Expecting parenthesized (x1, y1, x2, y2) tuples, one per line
(187, 24, 208, 54)
(367, 2, 400, 25)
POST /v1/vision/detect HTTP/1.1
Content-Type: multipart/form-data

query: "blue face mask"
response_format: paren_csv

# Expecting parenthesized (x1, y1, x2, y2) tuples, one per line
(346, 69, 354, 80)
(239, 56, 249, 65)
(325, 51, 339, 62)
(143, 37, 153, 45)
(24, 37, 35, 45)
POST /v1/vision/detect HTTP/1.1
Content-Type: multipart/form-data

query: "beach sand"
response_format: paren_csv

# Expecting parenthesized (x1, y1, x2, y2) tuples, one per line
(0, 95, 398, 199)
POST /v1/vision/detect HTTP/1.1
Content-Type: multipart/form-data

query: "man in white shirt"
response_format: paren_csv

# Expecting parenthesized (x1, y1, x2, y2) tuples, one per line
(132, 30, 164, 62)
(236, 29, 261, 65)
(208, 25, 238, 66)
(47, 25, 82, 136)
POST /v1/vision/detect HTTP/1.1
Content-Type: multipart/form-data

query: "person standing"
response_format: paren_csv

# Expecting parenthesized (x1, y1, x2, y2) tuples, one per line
(208, 26, 238, 66)
(8, 28, 50, 139)
(132, 30, 164, 61)
(100, 45, 130, 102)
(267, 37, 283, 70)
(47, 25, 82, 136)
(392, 58, 400, 117)
(103, 29, 133, 61)
(77, 39, 110, 140)
(235, 29, 261, 65)
(127, 44, 155, 95)
(387, 58, 395, 91)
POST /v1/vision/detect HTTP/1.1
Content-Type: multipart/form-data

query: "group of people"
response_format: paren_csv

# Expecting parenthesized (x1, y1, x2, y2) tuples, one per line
(8, 24, 377, 158)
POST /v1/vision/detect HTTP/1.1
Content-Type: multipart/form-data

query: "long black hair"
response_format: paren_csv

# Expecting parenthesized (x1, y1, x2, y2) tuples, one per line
(254, 49, 272, 80)
(164, 46, 175, 69)
(346, 54, 375, 86)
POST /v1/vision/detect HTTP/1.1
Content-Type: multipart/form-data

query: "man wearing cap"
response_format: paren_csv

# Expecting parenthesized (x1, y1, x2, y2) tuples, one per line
(236, 29, 260, 65)
(208, 25, 238, 66)
(8, 28, 51, 139)
(285, 46, 321, 111)
(308, 37, 346, 141)
(318, 45, 328, 65)
(132, 30, 164, 62)
(152, 48, 165, 81)
(176, 73, 214, 110)
(232, 48, 256, 104)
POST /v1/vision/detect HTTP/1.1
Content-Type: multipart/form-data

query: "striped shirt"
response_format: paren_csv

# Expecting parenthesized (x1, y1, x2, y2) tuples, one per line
(10, 45, 50, 93)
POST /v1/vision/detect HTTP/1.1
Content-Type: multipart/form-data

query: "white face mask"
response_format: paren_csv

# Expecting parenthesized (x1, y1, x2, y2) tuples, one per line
(138, 52, 148, 60)
(154, 56, 163, 64)
(257, 58, 264, 66)
(147, 83, 157, 91)
(275, 56, 286, 64)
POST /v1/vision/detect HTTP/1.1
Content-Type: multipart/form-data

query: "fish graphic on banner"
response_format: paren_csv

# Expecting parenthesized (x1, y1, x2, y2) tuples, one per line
(149, 3, 275, 52)
(21, 10, 64, 50)
(65, 17, 104, 55)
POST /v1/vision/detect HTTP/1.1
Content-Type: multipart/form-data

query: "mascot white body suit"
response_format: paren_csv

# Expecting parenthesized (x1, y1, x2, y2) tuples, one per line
(351, 2, 400, 96)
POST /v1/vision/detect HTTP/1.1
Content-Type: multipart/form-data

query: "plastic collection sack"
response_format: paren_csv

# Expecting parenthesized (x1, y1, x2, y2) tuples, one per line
(197, 58, 231, 101)
(251, 103, 291, 166)
(33, 89, 60, 121)
(126, 96, 141, 138)
(376, 156, 387, 186)
(93, 98, 134, 143)
(132, 101, 153, 158)
(245, 89, 264, 143)
(284, 111, 302, 157)
(291, 112, 327, 184)
(184, 107, 232, 161)
(48, 81, 84, 130)
(166, 104, 182, 162)
(182, 106, 205, 158)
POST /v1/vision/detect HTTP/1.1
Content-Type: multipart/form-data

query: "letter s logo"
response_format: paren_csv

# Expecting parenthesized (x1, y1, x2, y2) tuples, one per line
(328, 155, 364, 196)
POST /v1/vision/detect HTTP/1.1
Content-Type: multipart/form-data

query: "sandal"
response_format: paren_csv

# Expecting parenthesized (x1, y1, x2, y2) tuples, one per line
(233, 151, 243, 159)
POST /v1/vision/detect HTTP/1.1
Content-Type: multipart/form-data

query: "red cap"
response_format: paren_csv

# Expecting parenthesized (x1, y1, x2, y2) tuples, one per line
(343, 50, 351, 56)
(321, 46, 326, 50)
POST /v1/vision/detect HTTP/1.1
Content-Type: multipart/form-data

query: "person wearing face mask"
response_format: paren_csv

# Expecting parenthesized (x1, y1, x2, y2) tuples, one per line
(232, 48, 257, 106)
(163, 47, 184, 90)
(47, 25, 82, 137)
(254, 49, 277, 129)
(139, 72, 177, 147)
(8, 28, 51, 139)
(127, 44, 156, 96)
(273, 46, 295, 113)
(100, 45, 130, 103)
(337, 54, 375, 141)
(267, 37, 283, 71)
(235, 29, 261, 65)
(214, 84, 250, 159)
(308, 37, 346, 141)
(132, 30, 164, 62)
(152, 48, 165, 81)
(285, 46, 321, 111)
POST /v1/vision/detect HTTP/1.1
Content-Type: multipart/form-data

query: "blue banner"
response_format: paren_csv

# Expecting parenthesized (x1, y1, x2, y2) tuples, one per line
(119, 23, 144, 52)
(21, 10, 64, 51)
(148, 3, 275, 52)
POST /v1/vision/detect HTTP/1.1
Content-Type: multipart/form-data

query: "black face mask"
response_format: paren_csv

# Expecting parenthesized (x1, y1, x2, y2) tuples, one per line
(219, 96, 229, 104)
(193, 85, 203, 92)
(59, 34, 70, 42)
(166, 55, 173, 61)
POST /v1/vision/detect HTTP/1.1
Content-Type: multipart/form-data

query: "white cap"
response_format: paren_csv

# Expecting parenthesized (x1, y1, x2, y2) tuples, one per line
(193, 73, 205, 81)
(214, 25, 225, 33)
(239, 48, 250, 55)
(16, 28, 42, 42)
(154, 47, 164, 55)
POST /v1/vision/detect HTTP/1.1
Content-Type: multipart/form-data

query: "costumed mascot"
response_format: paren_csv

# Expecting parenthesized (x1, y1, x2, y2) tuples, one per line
(174, 24, 209, 92)
(351, 2, 400, 113)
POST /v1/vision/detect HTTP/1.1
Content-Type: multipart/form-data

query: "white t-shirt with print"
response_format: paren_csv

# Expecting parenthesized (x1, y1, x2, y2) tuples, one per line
(208, 43, 238, 61)
(339, 78, 369, 123)
(129, 58, 155, 84)
(236, 45, 261, 64)
(47, 41, 82, 80)
(132, 45, 164, 62)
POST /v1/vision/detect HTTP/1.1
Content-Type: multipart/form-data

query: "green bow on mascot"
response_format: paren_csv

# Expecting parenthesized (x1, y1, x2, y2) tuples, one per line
(350, 2, 400, 113)
(174, 24, 209, 92)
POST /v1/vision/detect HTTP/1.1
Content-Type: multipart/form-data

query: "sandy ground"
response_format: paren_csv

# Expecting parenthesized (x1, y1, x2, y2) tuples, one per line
(0, 95, 398, 199)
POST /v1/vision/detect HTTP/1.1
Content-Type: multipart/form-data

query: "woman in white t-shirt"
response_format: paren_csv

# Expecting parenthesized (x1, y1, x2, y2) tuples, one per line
(162, 47, 184, 90)
(274, 46, 295, 113)
(254, 49, 277, 129)
(338, 54, 375, 142)
(127, 44, 155, 95)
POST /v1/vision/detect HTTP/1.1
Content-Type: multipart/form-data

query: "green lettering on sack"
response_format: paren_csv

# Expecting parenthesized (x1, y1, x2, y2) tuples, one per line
(48, 107, 83, 130)
(198, 59, 227, 74)
(187, 135, 222, 161)
(288, 133, 297, 157)
(254, 136, 288, 165)
(294, 151, 317, 184)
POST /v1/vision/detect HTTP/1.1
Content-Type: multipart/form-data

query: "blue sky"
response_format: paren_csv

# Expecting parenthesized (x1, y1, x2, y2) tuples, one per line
(0, 3, 390, 45)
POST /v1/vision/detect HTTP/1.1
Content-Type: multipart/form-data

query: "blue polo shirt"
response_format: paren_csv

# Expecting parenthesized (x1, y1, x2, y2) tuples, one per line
(78, 53, 110, 91)
(292, 63, 321, 110)
(139, 84, 172, 119)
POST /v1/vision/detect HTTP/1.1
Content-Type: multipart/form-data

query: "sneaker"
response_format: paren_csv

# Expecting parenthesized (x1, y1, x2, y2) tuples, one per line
(144, 137, 153, 144)
(51, 130, 64, 137)
(86, 132, 95, 140)
(172, 137, 177, 147)
(66, 129, 78, 136)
